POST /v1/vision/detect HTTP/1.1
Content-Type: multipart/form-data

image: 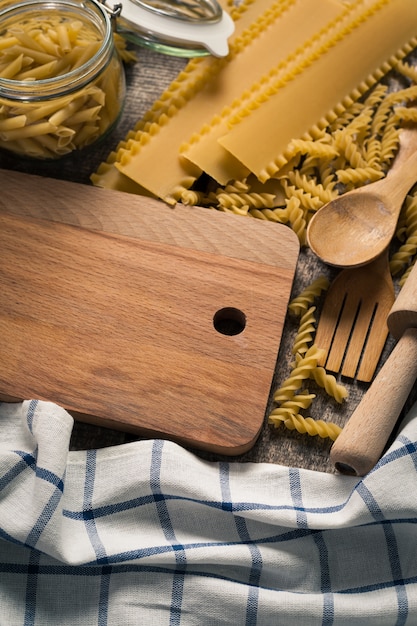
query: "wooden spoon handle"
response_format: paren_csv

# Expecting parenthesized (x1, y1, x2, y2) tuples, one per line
(392, 127, 417, 170)
(382, 144, 417, 204)
(330, 327, 417, 476)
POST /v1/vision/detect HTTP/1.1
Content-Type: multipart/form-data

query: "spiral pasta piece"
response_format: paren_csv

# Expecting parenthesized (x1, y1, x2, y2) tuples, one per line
(219, 203, 251, 216)
(317, 159, 338, 194)
(298, 155, 320, 179)
(223, 180, 250, 193)
(291, 306, 316, 357)
(404, 191, 417, 229)
(387, 84, 417, 106)
(287, 138, 338, 161)
(344, 101, 375, 134)
(336, 166, 383, 187)
(370, 100, 392, 139)
(285, 170, 337, 205)
(390, 192, 417, 276)
(281, 181, 324, 212)
(329, 101, 363, 132)
(379, 123, 400, 167)
(269, 411, 342, 441)
(389, 236, 417, 276)
(216, 190, 276, 210)
(272, 392, 316, 414)
(333, 129, 369, 169)
(395, 197, 410, 241)
(395, 59, 417, 83)
(272, 345, 325, 403)
(399, 259, 416, 287)
(288, 276, 330, 317)
(249, 207, 286, 223)
(393, 107, 417, 124)
(281, 196, 308, 245)
(363, 82, 389, 109)
(179, 188, 209, 206)
(309, 365, 348, 403)
(364, 135, 383, 170)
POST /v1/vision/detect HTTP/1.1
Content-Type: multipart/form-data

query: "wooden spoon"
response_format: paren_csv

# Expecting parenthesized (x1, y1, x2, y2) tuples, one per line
(306, 127, 417, 267)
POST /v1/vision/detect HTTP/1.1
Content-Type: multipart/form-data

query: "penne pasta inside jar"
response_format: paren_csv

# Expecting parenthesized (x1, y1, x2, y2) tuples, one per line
(0, 0, 126, 159)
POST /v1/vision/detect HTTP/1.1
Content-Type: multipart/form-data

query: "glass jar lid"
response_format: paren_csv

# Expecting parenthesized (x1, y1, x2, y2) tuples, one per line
(100, 0, 235, 57)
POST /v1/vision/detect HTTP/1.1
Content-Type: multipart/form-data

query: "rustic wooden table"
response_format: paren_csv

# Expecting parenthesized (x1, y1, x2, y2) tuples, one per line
(2, 46, 416, 473)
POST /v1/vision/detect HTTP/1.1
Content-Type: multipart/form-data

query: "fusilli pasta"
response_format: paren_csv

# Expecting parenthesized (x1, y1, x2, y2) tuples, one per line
(309, 365, 349, 403)
(291, 306, 316, 356)
(269, 411, 342, 441)
(272, 345, 325, 404)
(288, 277, 330, 318)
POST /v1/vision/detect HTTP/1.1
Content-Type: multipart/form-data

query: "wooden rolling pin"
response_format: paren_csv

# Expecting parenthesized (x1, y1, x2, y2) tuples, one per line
(330, 260, 417, 476)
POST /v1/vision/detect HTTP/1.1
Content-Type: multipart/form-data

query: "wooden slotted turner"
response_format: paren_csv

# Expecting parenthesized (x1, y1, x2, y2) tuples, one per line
(314, 252, 395, 382)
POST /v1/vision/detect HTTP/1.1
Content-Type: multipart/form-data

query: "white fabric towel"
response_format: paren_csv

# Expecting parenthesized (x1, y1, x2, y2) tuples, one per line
(1, 399, 416, 625)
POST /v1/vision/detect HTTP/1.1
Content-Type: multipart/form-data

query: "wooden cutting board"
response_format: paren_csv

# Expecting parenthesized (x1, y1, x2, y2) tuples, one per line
(0, 169, 299, 455)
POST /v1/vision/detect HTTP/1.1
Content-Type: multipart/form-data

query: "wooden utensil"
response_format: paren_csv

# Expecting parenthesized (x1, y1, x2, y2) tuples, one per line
(330, 260, 417, 476)
(306, 127, 417, 267)
(314, 252, 395, 382)
(0, 169, 299, 455)
(308, 127, 417, 381)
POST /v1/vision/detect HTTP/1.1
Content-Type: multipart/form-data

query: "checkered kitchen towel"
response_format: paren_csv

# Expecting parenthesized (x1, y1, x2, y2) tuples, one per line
(0, 399, 417, 625)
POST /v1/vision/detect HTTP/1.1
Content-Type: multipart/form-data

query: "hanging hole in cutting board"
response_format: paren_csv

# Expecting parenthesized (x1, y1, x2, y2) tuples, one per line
(213, 307, 246, 336)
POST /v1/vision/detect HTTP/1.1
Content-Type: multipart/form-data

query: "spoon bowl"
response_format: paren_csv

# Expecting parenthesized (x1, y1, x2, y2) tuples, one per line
(307, 127, 417, 267)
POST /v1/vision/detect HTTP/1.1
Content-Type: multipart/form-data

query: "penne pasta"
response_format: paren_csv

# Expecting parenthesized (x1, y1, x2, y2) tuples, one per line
(35, 33, 61, 56)
(72, 123, 99, 146)
(15, 59, 58, 80)
(0, 36, 19, 51)
(0, 121, 57, 141)
(54, 126, 76, 138)
(67, 20, 84, 41)
(64, 105, 101, 125)
(48, 97, 86, 126)
(56, 23, 72, 53)
(6, 44, 56, 65)
(36, 131, 74, 155)
(9, 27, 47, 53)
(0, 113, 26, 131)
(35, 132, 62, 152)
(0, 52, 24, 79)
(15, 135, 56, 158)
(86, 85, 106, 106)
(71, 42, 101, 70)
(21, 94, 80, 123)
(52, 46, 86, 75)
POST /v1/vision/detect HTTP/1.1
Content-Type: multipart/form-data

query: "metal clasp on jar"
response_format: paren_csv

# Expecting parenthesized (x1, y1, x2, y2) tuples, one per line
(98, 1, 122, 23)
(97, 0, 234, 58)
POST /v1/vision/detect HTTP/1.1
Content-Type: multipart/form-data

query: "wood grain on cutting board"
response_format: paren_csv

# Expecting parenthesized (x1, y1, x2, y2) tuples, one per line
(0, 170, 299, 454)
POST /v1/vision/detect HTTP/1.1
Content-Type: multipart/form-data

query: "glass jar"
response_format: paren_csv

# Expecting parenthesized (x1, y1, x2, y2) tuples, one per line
(0, 0, 126, 159)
